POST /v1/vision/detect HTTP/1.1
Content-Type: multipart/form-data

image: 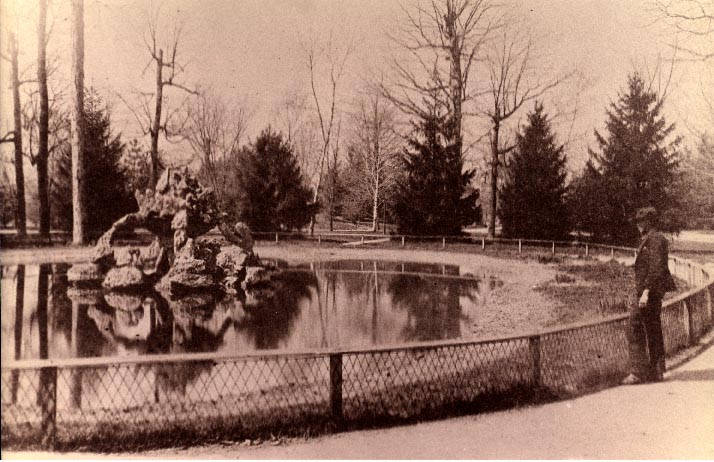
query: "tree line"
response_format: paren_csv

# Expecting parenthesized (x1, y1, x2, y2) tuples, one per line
(2, 0, 713, 246)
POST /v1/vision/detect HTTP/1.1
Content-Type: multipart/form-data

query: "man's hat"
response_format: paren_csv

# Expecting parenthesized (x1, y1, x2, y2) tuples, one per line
(635, 206, 658, 223)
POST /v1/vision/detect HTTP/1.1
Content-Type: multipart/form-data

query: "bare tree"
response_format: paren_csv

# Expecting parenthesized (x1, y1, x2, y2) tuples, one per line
(652, 1, 713, 134)
(71, 0, 87, 244)
(305, 36, 353, 235)
(272, 90, 320, 179)
(273, 89, 309, 146)
(0, 32, 34, 236)
(477, 26, 569, 237)
(120, 7, 197, 187)
(323, 118, 342, 232)
(381, 0, 496, 149)
(347, 90, 402, 232)
(183, 90, 248, 208)
(36, 0, 51, 238)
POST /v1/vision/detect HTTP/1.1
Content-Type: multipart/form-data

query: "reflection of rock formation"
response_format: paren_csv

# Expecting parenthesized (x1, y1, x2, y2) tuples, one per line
(155, 291, 236, 397)
(103, 291, 173, 354)
(166, 292, 234, 352)
(237, 270, 318, 349)
(73, 288, 173, 356)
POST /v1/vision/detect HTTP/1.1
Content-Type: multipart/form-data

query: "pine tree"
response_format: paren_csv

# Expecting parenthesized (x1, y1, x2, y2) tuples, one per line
(394, 108, 478, 235)
(499, 102, 569, 240)
(231, 128, 316, 231)
(582, 73, 682, 244)
(52, 90, 136, 238)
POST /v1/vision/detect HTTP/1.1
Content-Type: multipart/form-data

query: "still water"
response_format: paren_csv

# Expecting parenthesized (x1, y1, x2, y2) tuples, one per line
(1, 260, 503, 362)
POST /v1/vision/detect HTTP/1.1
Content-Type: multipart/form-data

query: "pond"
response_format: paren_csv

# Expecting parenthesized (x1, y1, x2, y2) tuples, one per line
(0, 260, 503, 363)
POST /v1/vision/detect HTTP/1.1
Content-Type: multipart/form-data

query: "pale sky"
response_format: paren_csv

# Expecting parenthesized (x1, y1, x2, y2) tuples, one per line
(1, 0, 713, 184)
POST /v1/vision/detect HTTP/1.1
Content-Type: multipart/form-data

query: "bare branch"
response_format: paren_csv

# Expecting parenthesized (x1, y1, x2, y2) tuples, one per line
(116, 91, 151, 135)
(652, 0, 714, 61)
(162, 81, 198, 95)
(0, 131, 14, 143)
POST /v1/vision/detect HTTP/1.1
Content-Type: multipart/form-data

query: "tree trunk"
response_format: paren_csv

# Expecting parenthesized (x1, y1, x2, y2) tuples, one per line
(37, 0, 50, 239)
(488, 121, 499, 238)
(371, 113, 380, 233)
(150, 49, 164, 188)
(328, 175, 335, 232)
(71, 0, 87, 244)
(309, 148, 327, 236)
(371, 178, 379, 233)
(447, 6, 463, 151)
(10, 34, 26, 237)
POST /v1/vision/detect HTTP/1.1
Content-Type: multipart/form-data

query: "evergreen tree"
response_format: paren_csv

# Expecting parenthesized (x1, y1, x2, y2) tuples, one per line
(569, 160, 612, 239)
(231, 128, 316, 231)
(0, 168, 17, 227)
(499, 102, 569, 240)
(394, 108, 478, 235)
(52, 90, 136, 238)
(580, 73, 683, 244)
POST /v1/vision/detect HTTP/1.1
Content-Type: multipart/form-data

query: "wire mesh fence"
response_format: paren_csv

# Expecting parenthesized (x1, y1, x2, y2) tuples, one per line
(2, 242, 712, 451)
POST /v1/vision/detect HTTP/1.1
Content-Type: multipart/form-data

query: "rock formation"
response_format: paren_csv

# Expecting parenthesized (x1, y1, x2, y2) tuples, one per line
(76, 167, 261, 292)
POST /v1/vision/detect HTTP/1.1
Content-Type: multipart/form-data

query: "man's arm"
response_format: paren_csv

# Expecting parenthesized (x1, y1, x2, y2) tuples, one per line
(639, 234, 668, 305)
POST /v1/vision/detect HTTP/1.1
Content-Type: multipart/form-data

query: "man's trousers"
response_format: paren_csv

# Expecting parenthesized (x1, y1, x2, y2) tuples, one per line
(627, 292, 665, 380)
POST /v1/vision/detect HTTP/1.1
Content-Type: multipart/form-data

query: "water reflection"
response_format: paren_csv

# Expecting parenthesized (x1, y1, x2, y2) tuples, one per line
(1, 260, 505, 411)
(10, 265, 24, 403)
(1, 260, 501, 361)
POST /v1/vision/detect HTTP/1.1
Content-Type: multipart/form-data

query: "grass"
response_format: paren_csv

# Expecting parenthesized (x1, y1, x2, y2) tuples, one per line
(537, 259, 634, 325)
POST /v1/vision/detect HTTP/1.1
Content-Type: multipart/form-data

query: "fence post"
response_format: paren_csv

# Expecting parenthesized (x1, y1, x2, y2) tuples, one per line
(551, 241, 555, 255)
(610, 247, 614, 258)
(528, 336, 541, 387)
(442, 237, 445, 249)
(275, 232, 279, 243)
(361, 235, 364, 243)
(401, 236, 405, 247)
(585, 244, 589, 257)
(39, 366, 57, 449)
(481, 238, 485, 250)
(518, 239, 522, 254)
(330, 353, 343, 424)
(318, 234, 321, 245)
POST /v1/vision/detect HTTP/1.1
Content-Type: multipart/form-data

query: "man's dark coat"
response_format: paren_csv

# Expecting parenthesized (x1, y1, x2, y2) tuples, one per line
(634, 230, 677, 297)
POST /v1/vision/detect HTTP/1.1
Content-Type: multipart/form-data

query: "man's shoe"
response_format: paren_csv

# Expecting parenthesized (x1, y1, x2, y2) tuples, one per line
(621, 373, 644, 385)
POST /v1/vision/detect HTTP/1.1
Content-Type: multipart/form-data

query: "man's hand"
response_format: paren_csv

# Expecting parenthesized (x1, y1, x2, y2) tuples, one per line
(638, 289, 649, 308)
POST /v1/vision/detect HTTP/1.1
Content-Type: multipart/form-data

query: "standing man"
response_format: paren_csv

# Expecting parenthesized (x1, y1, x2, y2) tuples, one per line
(622, 207, 677, 385)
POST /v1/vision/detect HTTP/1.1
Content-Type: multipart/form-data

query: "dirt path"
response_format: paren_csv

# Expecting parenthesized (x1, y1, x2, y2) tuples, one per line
(232, 338, 714, 460)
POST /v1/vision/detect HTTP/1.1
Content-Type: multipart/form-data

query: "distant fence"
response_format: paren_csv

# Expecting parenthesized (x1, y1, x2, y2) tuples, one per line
(1, 239, 712, 451)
